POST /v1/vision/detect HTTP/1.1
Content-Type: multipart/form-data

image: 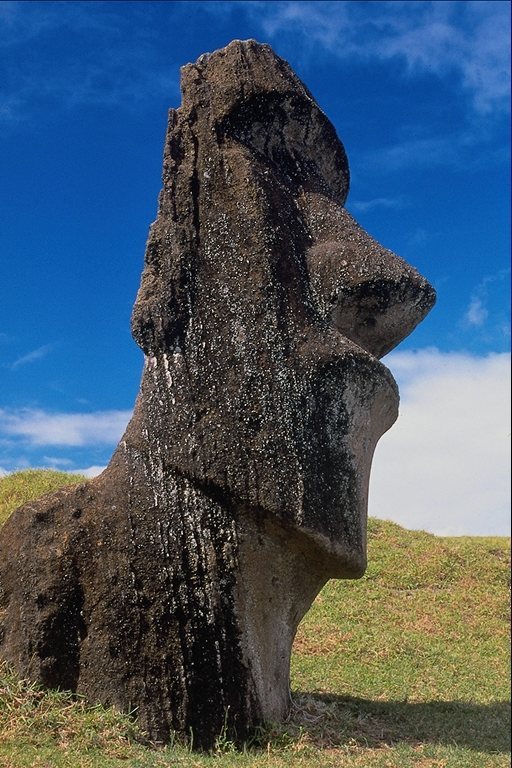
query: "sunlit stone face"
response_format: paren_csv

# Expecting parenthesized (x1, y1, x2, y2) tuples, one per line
(131, 40, 435, 576)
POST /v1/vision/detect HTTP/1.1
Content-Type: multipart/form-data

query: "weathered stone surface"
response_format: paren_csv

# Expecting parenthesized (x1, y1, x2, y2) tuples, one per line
(0, 40, 435, 749)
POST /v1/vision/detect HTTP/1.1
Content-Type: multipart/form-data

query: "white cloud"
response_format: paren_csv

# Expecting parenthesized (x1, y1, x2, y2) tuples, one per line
(0, 408, 132, 447)
(10, 343, 54, 370)
(42, 456, 74, 467)
(248, 0, 511, 116)
(370, 349, 511, 536)
(459, 270, 511, 341)
(254, 0, 351, 46)
(461, 1, 511, 114)
(464, 297, 488, 328)
(71, 465, 106, 478)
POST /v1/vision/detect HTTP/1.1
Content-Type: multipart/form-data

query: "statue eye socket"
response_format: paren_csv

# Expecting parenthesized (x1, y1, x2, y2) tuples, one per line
(219, 92, 349, 205)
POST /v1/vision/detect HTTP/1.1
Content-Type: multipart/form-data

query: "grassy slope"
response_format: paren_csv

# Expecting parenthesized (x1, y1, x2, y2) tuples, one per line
(0, 470, 510, 768)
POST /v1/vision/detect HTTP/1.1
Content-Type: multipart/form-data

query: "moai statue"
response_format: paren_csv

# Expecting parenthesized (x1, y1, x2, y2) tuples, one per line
(0, 40, 435, 749)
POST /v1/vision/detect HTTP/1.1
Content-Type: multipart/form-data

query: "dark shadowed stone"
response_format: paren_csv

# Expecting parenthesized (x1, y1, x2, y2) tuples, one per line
(0, 40, 435, 749)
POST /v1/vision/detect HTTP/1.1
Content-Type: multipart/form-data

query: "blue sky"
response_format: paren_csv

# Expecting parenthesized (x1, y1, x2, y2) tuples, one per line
(0, 1, 510, 535)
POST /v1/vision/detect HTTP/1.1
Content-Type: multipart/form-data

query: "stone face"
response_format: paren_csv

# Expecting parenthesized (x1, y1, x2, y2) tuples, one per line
(0, 40, 435, 749)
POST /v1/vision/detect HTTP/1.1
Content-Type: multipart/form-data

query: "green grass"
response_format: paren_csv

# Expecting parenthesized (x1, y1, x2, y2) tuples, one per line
(0, 470, 510, 767)
(0, 469, 86, 528)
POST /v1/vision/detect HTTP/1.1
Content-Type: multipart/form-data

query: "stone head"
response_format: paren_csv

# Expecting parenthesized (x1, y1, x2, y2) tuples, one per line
(130, 40, 435, 577)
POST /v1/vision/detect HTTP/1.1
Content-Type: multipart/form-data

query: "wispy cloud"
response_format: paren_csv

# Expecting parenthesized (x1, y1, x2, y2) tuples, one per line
(359, 135, 457, 172)
(460, 270, 511, 340)
(4, 1, 509, 126)
(71, 465, 106, 478)
(370, 348, 511, 536)
(10, 343, 55, 370)
(232, 1, 511, 178)
(355, 128, 510, 176)
(42, 456, 74, 467)
(349, 196, 408, 214)
(0, 407, 132, 446)
(246, 1, 510, 116)
(463, 297, 488, 328)
(0, 1, 122, 47)
(0, 2, 179, 124)
(404, 227, 432, 250)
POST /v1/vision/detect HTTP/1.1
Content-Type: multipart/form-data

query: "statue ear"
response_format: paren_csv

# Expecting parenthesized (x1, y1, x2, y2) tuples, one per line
(131, 110, 199, 355)
(220, 91, 349, 206)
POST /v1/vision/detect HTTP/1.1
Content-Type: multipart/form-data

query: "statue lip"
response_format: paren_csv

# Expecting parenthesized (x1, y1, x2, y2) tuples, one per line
(362, 347, 399, 392)
(342, 348, 401, 452)
(297, 326, 400, 415)
(371, 355, 400, 413)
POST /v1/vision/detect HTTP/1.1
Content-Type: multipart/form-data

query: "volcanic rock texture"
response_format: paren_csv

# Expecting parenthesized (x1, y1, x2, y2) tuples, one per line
(0, 40, 435, 749)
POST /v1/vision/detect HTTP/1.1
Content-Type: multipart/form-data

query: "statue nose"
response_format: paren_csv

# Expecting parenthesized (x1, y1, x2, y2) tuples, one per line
(305, 206, 436, 359)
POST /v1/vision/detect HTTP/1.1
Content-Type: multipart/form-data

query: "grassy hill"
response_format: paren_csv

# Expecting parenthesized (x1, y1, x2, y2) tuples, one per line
(0, 470, 510, 768)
